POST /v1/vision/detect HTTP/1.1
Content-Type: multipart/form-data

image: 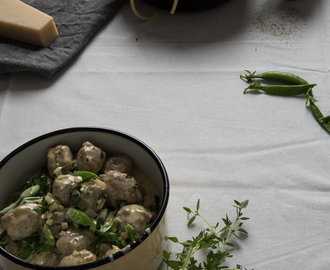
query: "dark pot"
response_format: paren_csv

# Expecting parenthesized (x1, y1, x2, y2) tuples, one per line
(142, 0, 231, 12)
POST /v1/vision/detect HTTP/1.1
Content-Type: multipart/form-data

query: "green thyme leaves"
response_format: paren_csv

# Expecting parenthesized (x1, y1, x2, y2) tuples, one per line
(163, 199, 252, 270)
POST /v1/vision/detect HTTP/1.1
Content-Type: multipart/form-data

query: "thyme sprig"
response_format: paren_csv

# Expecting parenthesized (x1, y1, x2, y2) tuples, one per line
(163, 199, 252, 270)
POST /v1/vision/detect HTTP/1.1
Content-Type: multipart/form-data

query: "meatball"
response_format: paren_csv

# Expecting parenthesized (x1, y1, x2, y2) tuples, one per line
(47, 145, 73, 176)
(76, 141, 106, 174)
(78, 180, 105, 217)
(59, 249, 96, 266)
(100, 170, 143, 209)
(1, 203, 45, 241)
(56, 229, 95, 257)
(52, 174, 81, 206)
(115, 204, 153, 235)
(27, 252, 61, 266)
(103, 153, 133, 174)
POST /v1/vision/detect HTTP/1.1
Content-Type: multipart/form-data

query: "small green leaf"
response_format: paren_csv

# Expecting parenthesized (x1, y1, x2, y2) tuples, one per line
(240, 217, 250, 220)
(238, 228, 248, 234)
(163, 250, 171, 260)
(196, 199, 200, 212)
(225, 242, 234, 247)
(166, 236, 179, 243)
(165, 260, 183, 270)
(187, 215, 196, 226)
(234, 200, 240, 206)
(240, 200, 249, 209)
(183, 207, 192, 213)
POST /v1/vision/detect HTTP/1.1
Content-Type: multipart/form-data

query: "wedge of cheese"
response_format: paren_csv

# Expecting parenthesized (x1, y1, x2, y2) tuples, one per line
(0, 0, 58, 47)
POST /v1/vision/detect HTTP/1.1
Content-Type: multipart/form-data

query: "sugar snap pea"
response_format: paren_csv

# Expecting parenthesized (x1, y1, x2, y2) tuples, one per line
(18, 246, 34, 260)
(0, 185, 41, 215)
(98, 212, 115, 234)
(241, 70, 309, 85)
(43, 224, 55, 252)
(20, 185, 40, 197)
(125, 224, 140, 242)
(306, 92, 330, 134)
(320, 115, 330, 123)
(96, 231, 119, 242)
(244, 81, 316, 96)
(96, 208, 109, 229)
(66, 208, 95, 227)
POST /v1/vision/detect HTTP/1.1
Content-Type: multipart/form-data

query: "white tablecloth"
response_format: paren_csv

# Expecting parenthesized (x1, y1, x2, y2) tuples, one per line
(1, 0, 330, 269)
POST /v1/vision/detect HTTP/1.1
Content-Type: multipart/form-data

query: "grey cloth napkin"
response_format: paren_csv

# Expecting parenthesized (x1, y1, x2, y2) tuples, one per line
(0, 0, 128, 77)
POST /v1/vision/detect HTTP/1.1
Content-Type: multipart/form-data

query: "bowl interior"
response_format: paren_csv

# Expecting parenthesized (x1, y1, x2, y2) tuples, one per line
(0, 128, 167, 208)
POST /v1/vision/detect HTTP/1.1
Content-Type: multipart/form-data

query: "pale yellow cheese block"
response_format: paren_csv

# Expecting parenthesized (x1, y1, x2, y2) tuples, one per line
(0, 0, 58, 47)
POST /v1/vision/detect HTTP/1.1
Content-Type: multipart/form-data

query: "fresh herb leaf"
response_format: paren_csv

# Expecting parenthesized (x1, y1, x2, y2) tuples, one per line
(163, 199, 253, 270)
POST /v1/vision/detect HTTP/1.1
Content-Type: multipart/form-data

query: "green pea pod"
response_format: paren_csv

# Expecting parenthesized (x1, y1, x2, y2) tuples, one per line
(96, 231, 119, 242)
(125, 224, 140, 242)
(20, 196, 44, 205)
(73, 171, 99, 181)
(18, 246, 34, 260)
(99, 213, 115, 233)
(44, 224, 55, 253)
(93, 237, 104, 257)
(0, 198, 22, 215)
(0, 185, 42, 215)
(244, 82, 316, 96)
(20, 185, 40, 198)
(240, 70, 309, 85)
(309, 100, 330, 135)
(66, 208, 95, 227)
(320, 115, 330, 123)
(98, 208, 109, 221)
(96, 208, 109, 229)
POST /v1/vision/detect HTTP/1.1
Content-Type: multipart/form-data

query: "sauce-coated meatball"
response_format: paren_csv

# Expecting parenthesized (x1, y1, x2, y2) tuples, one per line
(56, 229, 95, 256)
(47, 145, 73, 176)
(115, 204, 153, 235)
(1, 203, 45, 241)
(103, 153, 133, 174)
(59, 249, 96, 266)
(101, 170, 142, 209)
(76, 141, 106, 174)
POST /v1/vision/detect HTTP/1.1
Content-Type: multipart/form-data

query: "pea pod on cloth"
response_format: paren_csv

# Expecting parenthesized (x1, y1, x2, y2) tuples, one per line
(306, 92, 330, 135)
(244, 81, 316, 96)
(240, 70, 309, 85)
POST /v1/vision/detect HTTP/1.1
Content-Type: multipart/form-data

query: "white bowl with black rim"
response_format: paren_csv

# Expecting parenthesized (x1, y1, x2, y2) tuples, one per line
(0, 127, 169, 270)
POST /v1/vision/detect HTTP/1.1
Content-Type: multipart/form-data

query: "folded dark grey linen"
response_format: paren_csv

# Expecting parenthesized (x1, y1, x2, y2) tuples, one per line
(0, 0, 128, 77)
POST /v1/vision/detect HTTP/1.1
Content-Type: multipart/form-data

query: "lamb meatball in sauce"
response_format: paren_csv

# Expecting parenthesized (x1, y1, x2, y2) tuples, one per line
(56, 229, 95, 256)
(0, 141, 161, 267)
(1, 203, 45, 241)
(101, 170, 143, 209)
(47, 145, 73, 176)
(115, 204, 153, 235)
(59, 249, 97, 266)
(76, 141, 106, 174)
(103, 153, 133, 174)
(52, 174, 82, 206)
